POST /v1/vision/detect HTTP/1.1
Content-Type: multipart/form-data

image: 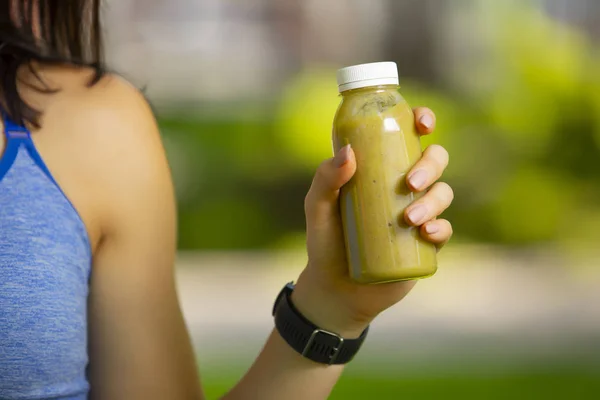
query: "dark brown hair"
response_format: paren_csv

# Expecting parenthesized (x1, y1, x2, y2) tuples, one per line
(0, 0, 104, 128)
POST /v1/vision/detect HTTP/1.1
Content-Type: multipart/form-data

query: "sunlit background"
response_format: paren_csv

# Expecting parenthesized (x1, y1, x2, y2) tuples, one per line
(104, 0, 599, 398)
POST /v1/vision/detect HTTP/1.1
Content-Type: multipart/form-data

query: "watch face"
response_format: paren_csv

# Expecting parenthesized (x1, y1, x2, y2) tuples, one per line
(272, 282, 294, 316)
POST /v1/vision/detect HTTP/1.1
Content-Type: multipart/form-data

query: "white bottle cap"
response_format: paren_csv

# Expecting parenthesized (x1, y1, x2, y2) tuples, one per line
(336, 62, 399, 93)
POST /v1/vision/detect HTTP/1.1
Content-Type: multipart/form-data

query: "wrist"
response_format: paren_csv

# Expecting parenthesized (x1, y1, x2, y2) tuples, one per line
(291, 277, 370, 339)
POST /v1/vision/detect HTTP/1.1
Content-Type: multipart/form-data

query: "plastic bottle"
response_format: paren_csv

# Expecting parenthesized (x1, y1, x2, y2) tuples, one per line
(333, 62, 438, 284)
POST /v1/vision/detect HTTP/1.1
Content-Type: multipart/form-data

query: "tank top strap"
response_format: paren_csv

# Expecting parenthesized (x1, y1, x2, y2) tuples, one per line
(2, 111, 32, 142)
(0, 109, 66, 197)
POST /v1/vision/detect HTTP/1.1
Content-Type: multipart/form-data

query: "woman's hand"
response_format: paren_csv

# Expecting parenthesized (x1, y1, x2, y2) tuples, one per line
(292, 107, 453, 338)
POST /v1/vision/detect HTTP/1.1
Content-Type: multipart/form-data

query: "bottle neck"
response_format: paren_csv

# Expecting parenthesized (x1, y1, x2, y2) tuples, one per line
(339, 84, 399, 97)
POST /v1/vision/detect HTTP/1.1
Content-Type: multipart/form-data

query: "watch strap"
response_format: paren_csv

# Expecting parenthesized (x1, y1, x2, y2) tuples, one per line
(273, 283, 368, 365)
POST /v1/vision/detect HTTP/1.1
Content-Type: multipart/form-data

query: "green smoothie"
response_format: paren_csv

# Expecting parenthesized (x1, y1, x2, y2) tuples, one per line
(333, 62, 437, 284)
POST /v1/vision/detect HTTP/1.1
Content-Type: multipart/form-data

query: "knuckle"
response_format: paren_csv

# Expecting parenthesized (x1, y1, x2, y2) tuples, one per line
(447, 221, 454, 236)
(317, 158, 331, 174)
(430, 182, 453, 209)
(436, 181, 454, 201)
(304, 190, 320, 218)
(305, 159, 336, 216)
(304, 192, 312, 212)
(304, 185, 318, 215)
(441, 219, 454, 239)
(425, 144, 449, 169)
(314, 160, 331, 184)
(416, 106, 432, 115)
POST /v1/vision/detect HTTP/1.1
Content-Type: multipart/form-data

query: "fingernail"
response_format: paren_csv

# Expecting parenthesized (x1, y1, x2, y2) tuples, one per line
(419, 114, 434, 130)
(335, 144, 352, 168)
(408, 169, 428, 190)
(425, 223, 439, 234)
(407, 205, 427, 225)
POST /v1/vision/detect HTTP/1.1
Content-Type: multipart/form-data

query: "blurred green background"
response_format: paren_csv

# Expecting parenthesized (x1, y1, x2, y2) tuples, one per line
(106, 0, 600, 398)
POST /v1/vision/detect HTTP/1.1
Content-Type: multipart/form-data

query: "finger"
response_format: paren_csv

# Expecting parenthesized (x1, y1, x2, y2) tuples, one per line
(413, 107, 436, 135)
(406, 144, 450, 192)
(420, 219, 453, 249)
(305, 144, 357, 222)
(404, 182, 454, 226)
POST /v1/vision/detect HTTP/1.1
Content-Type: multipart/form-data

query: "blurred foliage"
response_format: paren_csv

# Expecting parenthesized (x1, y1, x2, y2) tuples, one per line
(276, 67, 340, 169)
(158, 2, 600, 250)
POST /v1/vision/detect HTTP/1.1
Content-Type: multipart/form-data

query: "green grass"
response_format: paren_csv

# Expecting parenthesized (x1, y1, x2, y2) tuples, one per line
(202, 370, 600, 399)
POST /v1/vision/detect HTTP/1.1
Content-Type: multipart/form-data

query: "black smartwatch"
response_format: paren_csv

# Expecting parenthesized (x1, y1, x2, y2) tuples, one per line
(272, 282, 369, 365)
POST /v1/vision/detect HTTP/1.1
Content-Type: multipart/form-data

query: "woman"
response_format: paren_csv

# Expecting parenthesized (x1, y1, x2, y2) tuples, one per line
(0, 1, 454, 399)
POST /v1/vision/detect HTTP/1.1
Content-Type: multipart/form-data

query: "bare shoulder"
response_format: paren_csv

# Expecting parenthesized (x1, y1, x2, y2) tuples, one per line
(26, 65, 174, 248)
(35, 66, 159, 150)
(64, 72, 170, 185)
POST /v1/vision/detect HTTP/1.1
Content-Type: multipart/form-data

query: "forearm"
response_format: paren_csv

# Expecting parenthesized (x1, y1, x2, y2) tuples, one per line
(221, 329, 344, 400)
(220, 277, 368, 400)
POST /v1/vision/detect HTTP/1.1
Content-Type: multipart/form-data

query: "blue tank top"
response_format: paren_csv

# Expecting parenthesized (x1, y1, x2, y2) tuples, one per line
(0, 114, 91, 399)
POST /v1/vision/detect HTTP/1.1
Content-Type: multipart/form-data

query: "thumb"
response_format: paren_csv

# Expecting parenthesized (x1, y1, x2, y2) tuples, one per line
(305, 144, 356, 224)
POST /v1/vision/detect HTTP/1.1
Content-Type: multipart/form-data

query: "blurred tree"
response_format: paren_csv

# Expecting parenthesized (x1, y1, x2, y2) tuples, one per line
(157, 0, 600, 251)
